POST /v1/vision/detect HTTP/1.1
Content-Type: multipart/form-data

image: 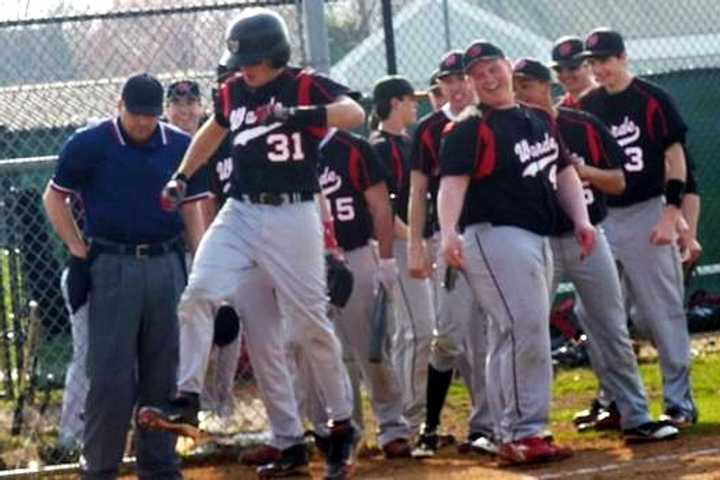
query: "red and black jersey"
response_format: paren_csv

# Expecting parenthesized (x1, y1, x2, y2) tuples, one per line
(440, 105, 570, 235)
(368, 130, 412, 224)
(205, 136, 234, 208)
(214, 66, 350, 197)
(411, 108, 453, 237)
(580, 77, 688, 207)
(318, 130, 390, 251)
(554, 107, 626, 234)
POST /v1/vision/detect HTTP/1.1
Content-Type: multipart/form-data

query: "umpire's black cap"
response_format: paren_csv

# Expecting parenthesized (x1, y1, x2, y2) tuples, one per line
(549, 36, 584, 68)
(122, 73, 164, 116)
(437, 51, 465, 78)
(463, 40, 505, 72)
(512, 58, 552, 82)
(579, 28, 626, 59)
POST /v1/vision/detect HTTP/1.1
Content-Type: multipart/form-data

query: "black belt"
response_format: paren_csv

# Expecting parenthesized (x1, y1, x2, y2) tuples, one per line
(238, 192, 315, 206)
(91, 237, 184, 258)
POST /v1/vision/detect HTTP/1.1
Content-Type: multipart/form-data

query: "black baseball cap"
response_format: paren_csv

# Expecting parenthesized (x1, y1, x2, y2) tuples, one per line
(463, 40, 505, 72)
(166, 80, 201, 102)
(512, 58, 552, 82)
(437, 50, 465, 78)
(549, 36, 584, 68)
(122, 73, 163, 116)
(579, 28, 625, 59)
(372, 75, 421, 104)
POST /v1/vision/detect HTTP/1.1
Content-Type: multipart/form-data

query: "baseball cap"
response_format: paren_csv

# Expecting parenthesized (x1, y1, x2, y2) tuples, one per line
(463, 40, 505, 72)
(122, 73, 163, 116)
(579, 28, 625, 59)
(549, 36, 584, 68)
(437, 51, 465, 78)
(166, 80, 201, 102)
(372, 75, 421, 104)
(512, 58, 552, 82)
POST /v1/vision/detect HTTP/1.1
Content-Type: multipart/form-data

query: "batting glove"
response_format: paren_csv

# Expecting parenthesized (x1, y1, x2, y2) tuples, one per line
(160, 172, 188, 212)
(263, 103, 327, 128)
(374, 258, 399, 295)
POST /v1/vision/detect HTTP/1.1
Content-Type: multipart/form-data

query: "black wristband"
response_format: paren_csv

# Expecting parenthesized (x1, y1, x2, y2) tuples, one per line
(287, 105, 328, 128)
(665, 178, 685, 208)
(172, 172, 189, 183)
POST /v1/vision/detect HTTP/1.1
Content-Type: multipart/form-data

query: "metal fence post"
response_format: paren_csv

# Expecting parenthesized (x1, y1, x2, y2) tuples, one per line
(302, 0, 330, 74)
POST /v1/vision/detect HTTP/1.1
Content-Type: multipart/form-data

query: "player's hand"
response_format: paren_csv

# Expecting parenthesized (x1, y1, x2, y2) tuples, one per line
(68, 241, 89, 260)
(650, 206, 682, 246)
(574, 163, 591, 181)
(441, 230, 465, 269)
(408, 240, 432, 279)
(574, 221, 596, 260)
(160, 173, 188, 212)
(374, 258, 399, 295)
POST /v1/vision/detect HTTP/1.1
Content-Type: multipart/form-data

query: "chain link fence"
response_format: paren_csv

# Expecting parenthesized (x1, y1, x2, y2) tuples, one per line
(1, 0, 719, 474)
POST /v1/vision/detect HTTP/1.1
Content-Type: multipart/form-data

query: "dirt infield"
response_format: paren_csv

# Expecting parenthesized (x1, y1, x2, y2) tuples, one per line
(150, 431, 720, 480)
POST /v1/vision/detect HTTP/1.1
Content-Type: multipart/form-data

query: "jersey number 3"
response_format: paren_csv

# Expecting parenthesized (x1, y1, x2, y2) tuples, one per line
(267, 132, 305, 162)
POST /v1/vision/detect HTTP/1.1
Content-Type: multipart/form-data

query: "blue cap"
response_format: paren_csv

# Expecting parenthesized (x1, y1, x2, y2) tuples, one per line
(122, 73, 164, 116)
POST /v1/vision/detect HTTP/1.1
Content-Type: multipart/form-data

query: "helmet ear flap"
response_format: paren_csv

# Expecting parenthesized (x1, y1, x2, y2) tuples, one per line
(271, 48, 291, 69)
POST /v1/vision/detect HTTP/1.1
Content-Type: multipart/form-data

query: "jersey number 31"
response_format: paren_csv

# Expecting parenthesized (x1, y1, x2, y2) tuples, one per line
(267, 132, 305, 162)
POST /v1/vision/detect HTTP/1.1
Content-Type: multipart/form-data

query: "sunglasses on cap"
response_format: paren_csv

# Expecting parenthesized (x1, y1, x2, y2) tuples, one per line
(167, 80, 201, 101)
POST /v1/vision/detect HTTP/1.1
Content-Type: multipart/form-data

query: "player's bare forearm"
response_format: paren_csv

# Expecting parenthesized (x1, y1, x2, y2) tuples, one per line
(176, 117, 228, 178)
(42, 184, 87, 258)
(317, 191, 333, 222)
(181, 199, 213, 255)
(326, 95, 366, 130)
(576, 165, 625, 195)
(438, 175, 469, 235)
(665, 142, 687, 182)
(394, 216, 409, 240)
(557, 167, 591, 227)
(365, 182, 394, 259)
(682, 193, 700, 239)
(408, 171, 429, 244)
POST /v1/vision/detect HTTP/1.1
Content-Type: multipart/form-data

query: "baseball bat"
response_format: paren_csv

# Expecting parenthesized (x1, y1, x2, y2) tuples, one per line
(11, 300, 41, 436)
(0, 249, 14, 399)
(443, 265, 458, 292)
(368, 285, 388, 364)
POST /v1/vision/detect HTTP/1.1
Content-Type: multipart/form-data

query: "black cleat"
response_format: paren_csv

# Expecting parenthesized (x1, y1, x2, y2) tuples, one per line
(256, 444, 309, 478)
(136, 392, 200, 439)
(623, 421, 679, 443)
(411, 430, 439, 458)
(659, 407, 698, 429)
(325, 419, 356, 480)
(572, 398, 604, 426)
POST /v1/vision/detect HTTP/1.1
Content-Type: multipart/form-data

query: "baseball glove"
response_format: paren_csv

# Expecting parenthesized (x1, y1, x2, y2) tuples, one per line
(326, 254, 354, 308)
(213, 304, 240, 347)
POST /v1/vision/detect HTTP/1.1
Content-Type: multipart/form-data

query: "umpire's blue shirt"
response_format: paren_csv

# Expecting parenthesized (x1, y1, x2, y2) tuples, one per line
(51, 117, 208, 244)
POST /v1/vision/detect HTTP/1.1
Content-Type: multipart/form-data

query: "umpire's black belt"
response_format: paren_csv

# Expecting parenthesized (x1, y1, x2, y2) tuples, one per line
(238, 192, 315, 206)
(91, 237, 184, 258)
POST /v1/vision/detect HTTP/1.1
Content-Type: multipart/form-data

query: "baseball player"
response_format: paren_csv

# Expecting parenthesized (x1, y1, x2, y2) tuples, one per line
(438, 40, 594, 465)
(368, 76, 435, 437)
(513, 57, 679, 442)
(137, 9, 363, 479)
(579, 28, 698, 428)
(407, 51, 494, 457)
(549, 36, 597, 109)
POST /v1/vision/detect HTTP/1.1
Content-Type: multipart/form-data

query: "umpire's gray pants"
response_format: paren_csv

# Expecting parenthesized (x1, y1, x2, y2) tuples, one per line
(463, 224, 553, 444)
(550, 227, 651, 429)
(604, 196, 696, 417)
(392, 239, 434, 435)
(176, 199, 353, 446)
(83, 252, 184, 480)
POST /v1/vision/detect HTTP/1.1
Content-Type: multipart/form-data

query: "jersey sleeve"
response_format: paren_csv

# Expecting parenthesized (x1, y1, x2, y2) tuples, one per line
(307, 72, 351, 105)
(590, 114, 627, 169)
(354, 139, 390, 191)
(439, 118, 482, 177)
(411, 119, 437, 175)
(651, 88, 688, 149)
(52, 131, 96, 193)
(213, 80, 232, 128)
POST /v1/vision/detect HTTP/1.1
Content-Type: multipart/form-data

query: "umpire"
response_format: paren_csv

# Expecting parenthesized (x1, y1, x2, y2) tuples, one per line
(43, 73, 208, 479)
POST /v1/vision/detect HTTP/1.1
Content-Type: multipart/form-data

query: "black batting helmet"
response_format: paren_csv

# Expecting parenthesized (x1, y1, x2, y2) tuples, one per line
(224, 8, 291, 69)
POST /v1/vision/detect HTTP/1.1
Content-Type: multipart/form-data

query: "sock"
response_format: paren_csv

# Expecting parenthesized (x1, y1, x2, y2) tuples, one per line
(425, 365, 454, 433)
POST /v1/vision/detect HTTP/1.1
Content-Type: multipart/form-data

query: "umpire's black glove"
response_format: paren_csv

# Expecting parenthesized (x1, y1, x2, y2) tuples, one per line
(67, 255, 91, 314)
